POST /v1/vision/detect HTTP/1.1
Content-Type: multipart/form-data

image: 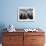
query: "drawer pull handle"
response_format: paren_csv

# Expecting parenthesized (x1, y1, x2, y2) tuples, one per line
(9, 38, 13, 40)
(9, 38, 12, 40)
(32, 39, 36, 40)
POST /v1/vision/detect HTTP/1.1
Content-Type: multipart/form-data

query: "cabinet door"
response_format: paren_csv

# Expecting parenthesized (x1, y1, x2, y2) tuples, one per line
(3, 32, 23, 46)
(32, 36, 45, 46)
(24, 33, 32, 46)
(14, 36, 23, 46)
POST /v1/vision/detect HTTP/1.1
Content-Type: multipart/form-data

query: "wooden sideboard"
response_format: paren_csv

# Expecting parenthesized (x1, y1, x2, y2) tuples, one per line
(2, 32, 45, 46)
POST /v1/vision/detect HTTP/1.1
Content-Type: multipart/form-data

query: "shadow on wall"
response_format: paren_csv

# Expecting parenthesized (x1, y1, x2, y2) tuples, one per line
(0, 24, 7, 43)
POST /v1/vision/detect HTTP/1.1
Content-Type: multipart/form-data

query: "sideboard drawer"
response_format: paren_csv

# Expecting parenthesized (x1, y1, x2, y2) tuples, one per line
(32, 36, 45, 44)
(3, 32, 23, 36)
(24, 32, 45, 36)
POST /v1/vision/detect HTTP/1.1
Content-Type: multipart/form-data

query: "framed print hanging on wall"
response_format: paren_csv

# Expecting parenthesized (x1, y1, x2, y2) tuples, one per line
(17, 7, 35, 21)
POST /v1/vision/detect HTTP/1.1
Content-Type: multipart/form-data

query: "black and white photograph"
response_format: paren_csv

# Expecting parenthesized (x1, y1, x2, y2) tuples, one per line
(18, 7, 35, 21)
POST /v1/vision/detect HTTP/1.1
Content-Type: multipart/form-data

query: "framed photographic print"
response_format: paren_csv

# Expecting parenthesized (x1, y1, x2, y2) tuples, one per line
(17, 7, 35, 21)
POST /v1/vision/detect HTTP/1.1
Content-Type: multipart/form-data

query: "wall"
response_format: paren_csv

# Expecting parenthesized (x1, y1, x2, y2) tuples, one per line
(0, 0, 46, 43)
(0, 0, 46, 30)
